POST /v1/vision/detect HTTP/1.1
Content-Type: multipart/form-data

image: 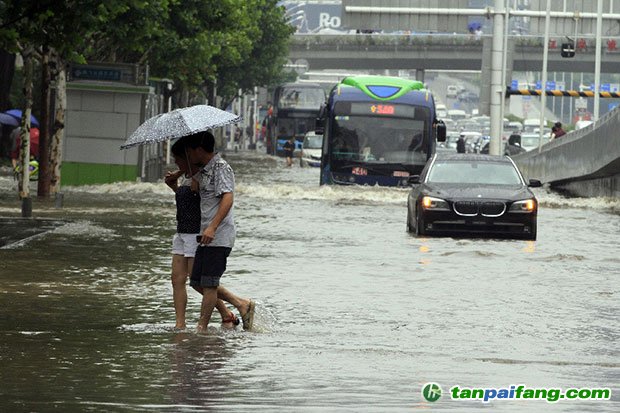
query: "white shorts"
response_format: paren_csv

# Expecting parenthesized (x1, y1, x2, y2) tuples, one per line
(172, 233, 200, 257)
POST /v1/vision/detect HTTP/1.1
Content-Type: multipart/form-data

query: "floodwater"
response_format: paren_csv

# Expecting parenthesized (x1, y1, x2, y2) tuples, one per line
(0, 152, 618, 412)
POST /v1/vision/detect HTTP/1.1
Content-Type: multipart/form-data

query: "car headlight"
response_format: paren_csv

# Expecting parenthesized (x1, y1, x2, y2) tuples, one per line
(509, 199, 537, 213)
(421, 196, 450, 211)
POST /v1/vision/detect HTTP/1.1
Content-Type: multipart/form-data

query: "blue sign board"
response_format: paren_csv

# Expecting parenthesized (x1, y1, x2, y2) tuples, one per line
(601, 83, 610, 92)
(511, 80, 519, 90)
(535, 81, 556, 90)
(71, 67, 122, 82)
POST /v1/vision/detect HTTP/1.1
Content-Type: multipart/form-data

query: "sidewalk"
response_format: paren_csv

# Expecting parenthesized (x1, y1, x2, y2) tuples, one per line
(0, 217, 66, 248)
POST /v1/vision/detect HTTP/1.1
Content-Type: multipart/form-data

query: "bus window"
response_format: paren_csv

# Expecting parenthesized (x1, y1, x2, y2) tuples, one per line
(279, 87, 325, 110)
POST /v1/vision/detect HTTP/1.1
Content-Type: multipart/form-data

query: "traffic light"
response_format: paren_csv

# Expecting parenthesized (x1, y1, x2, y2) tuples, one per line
(561, 42, 575, 58)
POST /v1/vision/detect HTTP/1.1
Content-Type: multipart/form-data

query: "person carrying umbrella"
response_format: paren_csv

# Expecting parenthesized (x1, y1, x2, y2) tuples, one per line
(121, 105, 255, 332)
(166, 139, 242, 330)
(179, 131, 255, 332)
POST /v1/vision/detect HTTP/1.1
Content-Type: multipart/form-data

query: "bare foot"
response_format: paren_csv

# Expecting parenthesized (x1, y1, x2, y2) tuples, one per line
(221, 312, 240, 329)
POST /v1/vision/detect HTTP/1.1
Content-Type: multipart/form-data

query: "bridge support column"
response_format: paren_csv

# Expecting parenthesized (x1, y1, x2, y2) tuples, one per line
(415, 69, 425, 83)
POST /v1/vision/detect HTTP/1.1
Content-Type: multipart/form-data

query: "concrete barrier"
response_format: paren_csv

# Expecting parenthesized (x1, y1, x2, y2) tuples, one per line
(512, 107, 620, 198)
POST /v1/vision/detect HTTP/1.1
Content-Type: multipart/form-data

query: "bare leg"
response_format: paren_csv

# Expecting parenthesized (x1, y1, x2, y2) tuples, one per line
(187, 258, 235, 328)
(197, 287, 218, 332)
(217, 286, 252, 319)
(171, 255, 188, 329)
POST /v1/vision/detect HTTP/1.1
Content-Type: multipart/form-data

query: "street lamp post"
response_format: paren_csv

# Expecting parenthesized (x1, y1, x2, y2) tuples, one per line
(539, 0, 551, 153)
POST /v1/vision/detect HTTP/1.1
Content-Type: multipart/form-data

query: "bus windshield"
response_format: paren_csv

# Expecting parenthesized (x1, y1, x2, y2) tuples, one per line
(278, 87, 325, 110)
(331, 109, 430, 165)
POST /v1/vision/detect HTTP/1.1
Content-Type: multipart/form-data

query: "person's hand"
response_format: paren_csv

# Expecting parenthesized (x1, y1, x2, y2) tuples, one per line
(200, 226, 216, 245)
(164, 170, 183, 185)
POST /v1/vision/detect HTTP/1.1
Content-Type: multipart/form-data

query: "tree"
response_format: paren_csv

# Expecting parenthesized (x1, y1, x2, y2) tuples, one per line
(214, 0, 295, 108)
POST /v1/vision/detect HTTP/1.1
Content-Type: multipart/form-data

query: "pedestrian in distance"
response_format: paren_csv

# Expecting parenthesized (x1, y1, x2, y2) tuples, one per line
(166, 139, 241, 330)
(456, 135, 467, 153)
(180, 131, 255, 333)
(552, 121, 566, 139)
(283, 136, 295, 167)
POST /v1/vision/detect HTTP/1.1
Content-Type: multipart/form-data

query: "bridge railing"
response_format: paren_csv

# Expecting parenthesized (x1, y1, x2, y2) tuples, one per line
(290, 33, 611, 52)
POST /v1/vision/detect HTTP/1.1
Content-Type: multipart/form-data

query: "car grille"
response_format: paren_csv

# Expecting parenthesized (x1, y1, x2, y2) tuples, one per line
(480, 201, 506, 216)
(454, 201, 478, 215)
(454, 201, 506, 217)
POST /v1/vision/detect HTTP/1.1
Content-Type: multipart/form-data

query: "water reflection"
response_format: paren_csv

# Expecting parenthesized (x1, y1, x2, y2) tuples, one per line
(168, 332, 237, 409)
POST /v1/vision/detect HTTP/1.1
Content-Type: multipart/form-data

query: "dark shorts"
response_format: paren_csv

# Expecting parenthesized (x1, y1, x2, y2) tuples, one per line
(190, 246, 232, 288)
(285, 150, 293, 158)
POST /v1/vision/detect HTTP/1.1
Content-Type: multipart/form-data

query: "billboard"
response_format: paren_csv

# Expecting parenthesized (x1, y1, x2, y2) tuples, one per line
(279, 1, 347, 33)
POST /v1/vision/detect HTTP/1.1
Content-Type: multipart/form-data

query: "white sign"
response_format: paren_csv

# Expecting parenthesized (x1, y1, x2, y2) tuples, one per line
(575, 98, 587, 110)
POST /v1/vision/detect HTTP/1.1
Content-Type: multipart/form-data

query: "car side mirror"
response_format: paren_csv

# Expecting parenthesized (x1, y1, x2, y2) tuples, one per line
(408, 175, 421, 185)
(528, 179, 542, 188)
(435, 120, 446, 142)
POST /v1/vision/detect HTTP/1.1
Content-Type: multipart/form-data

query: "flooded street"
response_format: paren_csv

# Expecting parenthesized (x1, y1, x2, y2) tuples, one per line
(0, 151, 618, 412)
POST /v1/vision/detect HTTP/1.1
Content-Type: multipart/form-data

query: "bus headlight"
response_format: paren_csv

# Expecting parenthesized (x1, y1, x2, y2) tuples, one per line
(421, 196, 450, 211)
(509, 199, 536, 213)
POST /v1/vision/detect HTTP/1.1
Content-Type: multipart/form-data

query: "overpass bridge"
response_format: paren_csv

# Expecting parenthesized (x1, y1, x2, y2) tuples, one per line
(289, 34, 620, 73)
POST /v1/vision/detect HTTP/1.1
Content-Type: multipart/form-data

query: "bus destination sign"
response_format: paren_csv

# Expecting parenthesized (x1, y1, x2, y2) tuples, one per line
(370, 104, 395, 115)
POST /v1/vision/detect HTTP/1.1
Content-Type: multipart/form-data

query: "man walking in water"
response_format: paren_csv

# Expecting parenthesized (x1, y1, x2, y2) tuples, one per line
(182, 131, 255, 332)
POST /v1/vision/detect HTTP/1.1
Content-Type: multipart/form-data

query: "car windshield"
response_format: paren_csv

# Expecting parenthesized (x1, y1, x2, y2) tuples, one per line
(428, 160, 522, 185)
(304, 135, 322, 149)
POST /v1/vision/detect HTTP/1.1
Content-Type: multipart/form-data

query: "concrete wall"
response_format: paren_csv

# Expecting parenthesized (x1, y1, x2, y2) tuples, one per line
(63, 83, 152, 185)
(513, 106, 620, 197)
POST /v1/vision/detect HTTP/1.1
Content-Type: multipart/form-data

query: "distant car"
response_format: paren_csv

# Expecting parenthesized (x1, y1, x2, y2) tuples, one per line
(300, 132, 322, 167)
(458, 131, 482, 152)
(446, 85, 459, 99)
(457, 91, 479, 103)
(519, 133, 550, 152)
(480, 141, 526, 156)
(445, 133, 460, 149)
(406, 154, 541, 240)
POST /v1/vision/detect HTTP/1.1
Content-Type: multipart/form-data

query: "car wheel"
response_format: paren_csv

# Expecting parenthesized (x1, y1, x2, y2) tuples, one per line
(406, 205, 414, 232)
(416, 208, 426, 236)
(524, 226, 537, 241)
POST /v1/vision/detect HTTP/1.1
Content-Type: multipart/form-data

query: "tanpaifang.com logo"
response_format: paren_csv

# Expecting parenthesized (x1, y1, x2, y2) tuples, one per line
(422, 382, 443, 402)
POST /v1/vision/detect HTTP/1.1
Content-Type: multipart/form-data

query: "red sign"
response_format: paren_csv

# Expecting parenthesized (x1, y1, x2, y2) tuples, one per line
(352, 167, 367, 176)
(370, 104, 395, 115)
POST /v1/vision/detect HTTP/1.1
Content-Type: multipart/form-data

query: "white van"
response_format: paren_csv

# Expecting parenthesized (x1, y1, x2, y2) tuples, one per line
(447, 109, 468, 121)
(523, 118, 542, 132)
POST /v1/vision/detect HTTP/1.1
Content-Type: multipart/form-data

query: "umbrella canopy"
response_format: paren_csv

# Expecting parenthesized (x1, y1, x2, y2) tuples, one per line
(0, 113, 19, 127)
(4, 109, 40, 127)
(121, 105, 241, 149)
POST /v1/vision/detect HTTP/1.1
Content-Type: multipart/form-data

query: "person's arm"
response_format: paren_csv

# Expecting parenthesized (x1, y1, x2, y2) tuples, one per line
(164, 170, 183, 192)
(200, 192, 233, 244)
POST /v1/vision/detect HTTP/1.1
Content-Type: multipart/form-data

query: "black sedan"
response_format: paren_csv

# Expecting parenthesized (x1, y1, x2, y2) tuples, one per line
(407, 154, 541, 240)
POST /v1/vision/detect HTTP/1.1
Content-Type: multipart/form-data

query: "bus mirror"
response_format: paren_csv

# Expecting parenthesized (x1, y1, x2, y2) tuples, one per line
(435, 121, 446, 142)
(315, 104, 326, 135)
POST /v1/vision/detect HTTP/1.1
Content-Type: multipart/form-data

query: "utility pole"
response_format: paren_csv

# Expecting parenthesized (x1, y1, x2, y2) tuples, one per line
(489, 0, 505, 156)
(539, 0, 551, 153)
(594, 0, 603, 120)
